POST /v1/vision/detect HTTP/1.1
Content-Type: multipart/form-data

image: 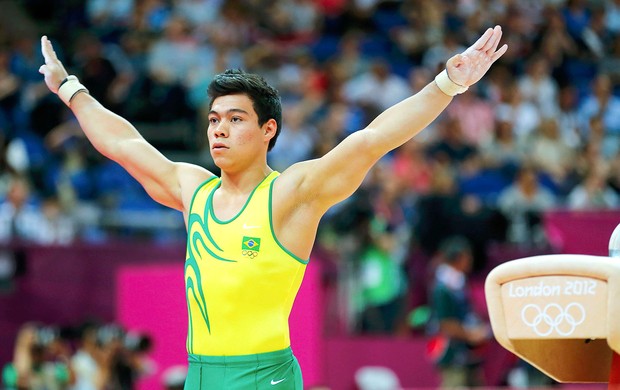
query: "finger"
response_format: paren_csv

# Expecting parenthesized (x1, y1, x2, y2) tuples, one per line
(470, 27, 493, 51)
(40, 36, 58, 63)
(482, 25, 502, 53)
(491, 44, 508, 63)
(38, 64, 46, 75)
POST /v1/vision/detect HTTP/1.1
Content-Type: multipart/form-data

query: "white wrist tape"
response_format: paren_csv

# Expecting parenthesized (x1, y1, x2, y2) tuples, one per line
(58, 75, 89, 106)
(434, 69, 468, 96)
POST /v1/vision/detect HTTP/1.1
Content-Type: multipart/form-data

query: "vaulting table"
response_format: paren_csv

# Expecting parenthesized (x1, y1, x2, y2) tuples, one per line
(486, 224, 620, 387)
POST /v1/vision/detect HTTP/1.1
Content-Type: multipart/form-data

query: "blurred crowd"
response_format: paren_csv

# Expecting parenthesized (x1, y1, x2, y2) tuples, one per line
(1, 0, 620, 373)
(1, 322, 168, 390)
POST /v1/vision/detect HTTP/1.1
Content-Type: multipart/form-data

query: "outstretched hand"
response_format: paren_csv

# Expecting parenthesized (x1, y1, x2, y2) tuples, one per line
(446, 25, 508, 87)
(38, 36, 69, 94)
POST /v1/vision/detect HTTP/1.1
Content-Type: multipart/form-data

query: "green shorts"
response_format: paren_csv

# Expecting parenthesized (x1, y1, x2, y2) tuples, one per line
(185, 347, 303, 390)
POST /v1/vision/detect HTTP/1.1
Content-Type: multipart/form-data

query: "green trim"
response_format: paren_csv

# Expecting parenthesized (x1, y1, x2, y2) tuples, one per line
(184, 175, 223, 347)
(188, 347, 293, 366)
(208, 172, 278, 225)
(269, 177, 309, 265)
(186, 177, 237, 263)
(186, 306, 193, 354)
(185, 176, 218, 250)
(185, 257, 211, 334)
(188, 212, 222, 252)
(190, 228, 236, 262)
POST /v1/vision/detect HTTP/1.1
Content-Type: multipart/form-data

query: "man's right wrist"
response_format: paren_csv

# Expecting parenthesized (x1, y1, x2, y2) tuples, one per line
(57, 75, 89, 107)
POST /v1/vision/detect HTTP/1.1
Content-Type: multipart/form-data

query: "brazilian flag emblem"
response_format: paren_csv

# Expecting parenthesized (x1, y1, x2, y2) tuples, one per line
(242, 236, 261, 259)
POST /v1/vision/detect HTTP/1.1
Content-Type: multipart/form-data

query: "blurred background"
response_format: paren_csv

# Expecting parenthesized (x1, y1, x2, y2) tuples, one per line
(0, 0, 619, 388)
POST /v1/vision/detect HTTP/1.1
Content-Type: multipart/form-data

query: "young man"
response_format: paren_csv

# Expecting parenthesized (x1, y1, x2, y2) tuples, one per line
(39, 26, 507, 389)
(428, 236, 491, 388)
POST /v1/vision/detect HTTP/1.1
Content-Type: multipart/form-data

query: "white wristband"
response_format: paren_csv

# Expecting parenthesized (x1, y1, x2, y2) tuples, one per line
(434, 69, 468, 96)
(58, 75, 89, 106)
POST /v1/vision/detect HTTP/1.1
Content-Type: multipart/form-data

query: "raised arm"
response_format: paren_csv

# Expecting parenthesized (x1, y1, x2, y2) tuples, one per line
(38, 36, 212, 212)
(285, 26, 507, 212)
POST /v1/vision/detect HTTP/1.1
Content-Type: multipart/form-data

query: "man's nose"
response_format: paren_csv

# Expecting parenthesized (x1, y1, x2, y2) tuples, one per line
(214, 121, 229, 137)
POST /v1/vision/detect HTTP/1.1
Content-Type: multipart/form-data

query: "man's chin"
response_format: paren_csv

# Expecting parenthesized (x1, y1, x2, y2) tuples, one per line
(211, 157, 234, 172)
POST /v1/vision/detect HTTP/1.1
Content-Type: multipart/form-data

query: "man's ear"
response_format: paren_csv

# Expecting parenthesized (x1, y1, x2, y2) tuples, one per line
(263, 118, 278, 140)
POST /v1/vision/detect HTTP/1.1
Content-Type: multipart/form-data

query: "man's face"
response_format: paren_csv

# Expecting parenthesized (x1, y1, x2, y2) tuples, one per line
(207, 94, 274, 171)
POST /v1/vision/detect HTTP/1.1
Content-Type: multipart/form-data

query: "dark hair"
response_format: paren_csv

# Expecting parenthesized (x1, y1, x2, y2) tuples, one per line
(439, 236, 471, 264)
(207, 69, 282, 151)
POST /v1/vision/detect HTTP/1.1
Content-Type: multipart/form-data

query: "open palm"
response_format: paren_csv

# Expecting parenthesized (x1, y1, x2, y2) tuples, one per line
(447, 25, 508, 87)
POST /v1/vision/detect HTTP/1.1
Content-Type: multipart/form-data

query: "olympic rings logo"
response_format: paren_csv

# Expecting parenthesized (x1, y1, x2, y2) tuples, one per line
(520, 303, 586, 337)
(242, 250, 258, 259)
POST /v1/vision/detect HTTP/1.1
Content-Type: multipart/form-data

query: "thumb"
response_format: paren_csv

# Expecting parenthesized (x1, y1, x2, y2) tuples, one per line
(444, 54, 469, 86)
(446, 53, 465, 70)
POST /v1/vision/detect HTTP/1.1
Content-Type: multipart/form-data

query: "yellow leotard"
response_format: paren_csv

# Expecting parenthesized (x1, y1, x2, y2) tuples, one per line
(185, 171, 308, 356)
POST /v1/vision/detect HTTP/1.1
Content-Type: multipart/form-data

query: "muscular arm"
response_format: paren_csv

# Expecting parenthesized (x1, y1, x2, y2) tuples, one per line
(67, 94, 209, 210)
(39, 36, 212, 212)
(281, 26, 507, 215)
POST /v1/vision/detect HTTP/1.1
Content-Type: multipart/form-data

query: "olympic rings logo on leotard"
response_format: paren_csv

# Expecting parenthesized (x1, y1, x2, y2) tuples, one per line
(520, 303, 586, 337)
(242, 250, 258, 259)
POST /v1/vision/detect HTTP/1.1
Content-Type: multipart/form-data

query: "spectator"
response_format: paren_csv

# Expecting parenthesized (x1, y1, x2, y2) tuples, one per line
(422, 31, 467, 73)
(132, 16, 196, 122)
(606, 0, 620, 34)
(414, 166, 461, 257)
(555, 85, 582, 149)
(37, 196, 77, 245)
(175, 0, 223, 29)
(567, 164, 619, 210)
(427, 117, 477, 167)
(446, 87, 496, 146)
(527, 117, 575, 186)
(358, 217, 408, 334)
(343, 59, 412, 113)
(427, 236, 490, 388)
(70, 323, 104, 390)
(561, 0, 591, 41)
(392, 0, 444, 64)
(517, 56, 559, 116)
(391, 139, 433, 196)
(479, 118, 526, 177)
(86, 0, 135, 40)
(0, 175, 47, 243)
(329, 31, 371, 83)
(161, 365, 187, 390)
(609, 150, 620, 193)
(268, 103, 317, 171)
(450, 193, 508, 273)
(132, 0, 173, 33)
(0, 46, 22, 137)
(532, 6, 578, 87)
(495, 82, 541, 144)
(577, 73, 620, 158)
(497, 165, 556, 247)
(72, 34, 119, 110)
(2, 323, 73, 390)
(0, 134, 18, 196)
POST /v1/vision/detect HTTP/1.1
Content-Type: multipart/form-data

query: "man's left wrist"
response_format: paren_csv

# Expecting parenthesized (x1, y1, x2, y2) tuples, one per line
(434, 69, 468, 96)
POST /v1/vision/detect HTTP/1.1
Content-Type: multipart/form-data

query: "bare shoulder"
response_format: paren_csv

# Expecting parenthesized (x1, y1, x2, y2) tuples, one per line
(273, 160, 317, 205)
(272, 159, 328, 228)
(176, 162, 216, 212)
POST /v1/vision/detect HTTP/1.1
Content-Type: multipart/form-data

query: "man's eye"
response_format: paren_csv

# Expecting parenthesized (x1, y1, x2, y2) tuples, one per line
(209, 118, 218, 124)
(231, 117, 242, 123)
